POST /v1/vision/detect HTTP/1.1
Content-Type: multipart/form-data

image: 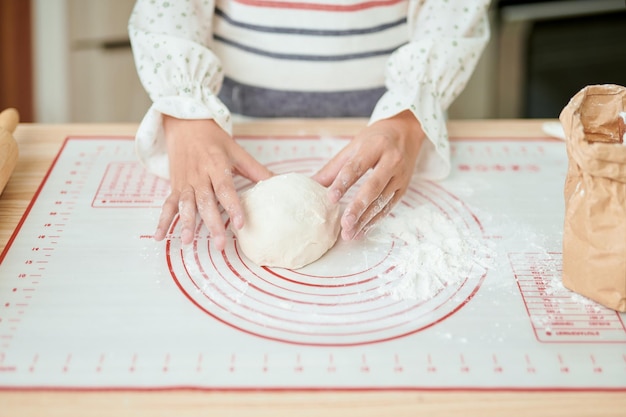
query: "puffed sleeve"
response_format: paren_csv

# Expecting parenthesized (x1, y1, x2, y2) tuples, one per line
(370, 0, 491, 180)
(128, 0, 231, 179)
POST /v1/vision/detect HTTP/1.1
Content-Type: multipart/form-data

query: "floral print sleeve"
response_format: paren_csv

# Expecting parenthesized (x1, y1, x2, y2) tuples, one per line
(371, 0, 491, 180)
(128, 0, 490, 180)
(128, 0, 231, 179)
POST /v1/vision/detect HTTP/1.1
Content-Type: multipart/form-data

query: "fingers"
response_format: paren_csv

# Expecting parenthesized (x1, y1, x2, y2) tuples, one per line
(194, 185, 227, 251)
(233, 146, 274, 183)
(352, 189, 403, 240)
(157, 180, 232, 251)
(340, 168, 397, 240)
(156, 163, 271, 251)
(206, 143, 265, 232)
(313, 142, 391, 239)
(154, 193, 180, 241)
(154, 188, 202, 246)
(327, 148, 381, 205)
(178, 187, 198, 245)
(185, 163, 240, 251)
(312, 146, 352, 189)
(157, 123, 270, 250)
(339, 145, 409, 240)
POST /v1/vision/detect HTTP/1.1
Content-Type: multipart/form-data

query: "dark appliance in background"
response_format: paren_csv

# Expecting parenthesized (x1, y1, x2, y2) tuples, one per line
(496, 0, 626, 118)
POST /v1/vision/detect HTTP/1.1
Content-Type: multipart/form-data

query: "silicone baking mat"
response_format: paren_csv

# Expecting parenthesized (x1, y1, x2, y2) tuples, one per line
(0, 135, 624, 390)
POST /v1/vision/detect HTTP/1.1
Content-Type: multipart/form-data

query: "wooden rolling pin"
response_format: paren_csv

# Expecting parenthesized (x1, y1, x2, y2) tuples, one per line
(0, 108, 19, 195)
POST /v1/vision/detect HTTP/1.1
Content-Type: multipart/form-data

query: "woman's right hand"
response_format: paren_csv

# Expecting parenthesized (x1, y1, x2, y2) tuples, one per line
(156, 115, 273, 250)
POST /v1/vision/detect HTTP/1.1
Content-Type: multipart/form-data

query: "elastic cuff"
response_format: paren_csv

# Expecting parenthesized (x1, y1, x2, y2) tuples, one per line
(152, 95, 232, 135)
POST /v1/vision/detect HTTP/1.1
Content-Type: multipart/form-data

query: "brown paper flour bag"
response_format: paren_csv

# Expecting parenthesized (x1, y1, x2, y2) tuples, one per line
(559, 84, 626, 312)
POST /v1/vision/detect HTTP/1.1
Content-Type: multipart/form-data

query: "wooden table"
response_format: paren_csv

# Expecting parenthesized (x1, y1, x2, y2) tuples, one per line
(1, 119, 624, 417)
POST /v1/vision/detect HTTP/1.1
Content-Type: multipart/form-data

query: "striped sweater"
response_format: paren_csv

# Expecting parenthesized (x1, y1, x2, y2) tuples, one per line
(129, 0, 490, 180)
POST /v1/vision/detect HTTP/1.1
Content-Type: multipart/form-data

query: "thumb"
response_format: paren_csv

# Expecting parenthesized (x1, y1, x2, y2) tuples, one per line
(312, 150, 351, 187)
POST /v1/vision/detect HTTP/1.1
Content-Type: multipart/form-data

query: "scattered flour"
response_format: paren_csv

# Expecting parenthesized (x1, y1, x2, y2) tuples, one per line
(366, 204, 494, 301)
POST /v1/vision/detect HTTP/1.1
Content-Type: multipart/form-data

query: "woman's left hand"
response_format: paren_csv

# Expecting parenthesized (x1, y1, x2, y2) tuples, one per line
(313, 110, 425, 240)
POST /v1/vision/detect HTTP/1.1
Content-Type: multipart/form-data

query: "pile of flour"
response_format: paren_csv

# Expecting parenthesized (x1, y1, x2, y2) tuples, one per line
(367, 204, 493, 301)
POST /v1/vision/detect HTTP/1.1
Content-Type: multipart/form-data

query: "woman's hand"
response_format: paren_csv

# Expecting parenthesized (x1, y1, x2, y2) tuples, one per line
(156, 115, 272, 250)
(313, 110, 425, 240)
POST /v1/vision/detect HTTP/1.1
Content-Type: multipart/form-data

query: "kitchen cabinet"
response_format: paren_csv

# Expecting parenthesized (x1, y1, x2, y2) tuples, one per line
(68, 0, 150, 122)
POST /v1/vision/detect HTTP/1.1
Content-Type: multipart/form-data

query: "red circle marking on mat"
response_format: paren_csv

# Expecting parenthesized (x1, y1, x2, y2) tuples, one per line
(166, 158, 488, 346)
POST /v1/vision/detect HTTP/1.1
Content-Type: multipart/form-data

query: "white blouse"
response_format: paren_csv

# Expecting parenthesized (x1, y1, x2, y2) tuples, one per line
(128, 0, 491, 180)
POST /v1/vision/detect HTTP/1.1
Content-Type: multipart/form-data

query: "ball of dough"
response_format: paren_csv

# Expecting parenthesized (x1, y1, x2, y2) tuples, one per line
(233, 172, 341, 269)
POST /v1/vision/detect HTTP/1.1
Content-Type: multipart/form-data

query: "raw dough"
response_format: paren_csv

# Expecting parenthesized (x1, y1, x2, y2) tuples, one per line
(233, 172, 341, 269)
